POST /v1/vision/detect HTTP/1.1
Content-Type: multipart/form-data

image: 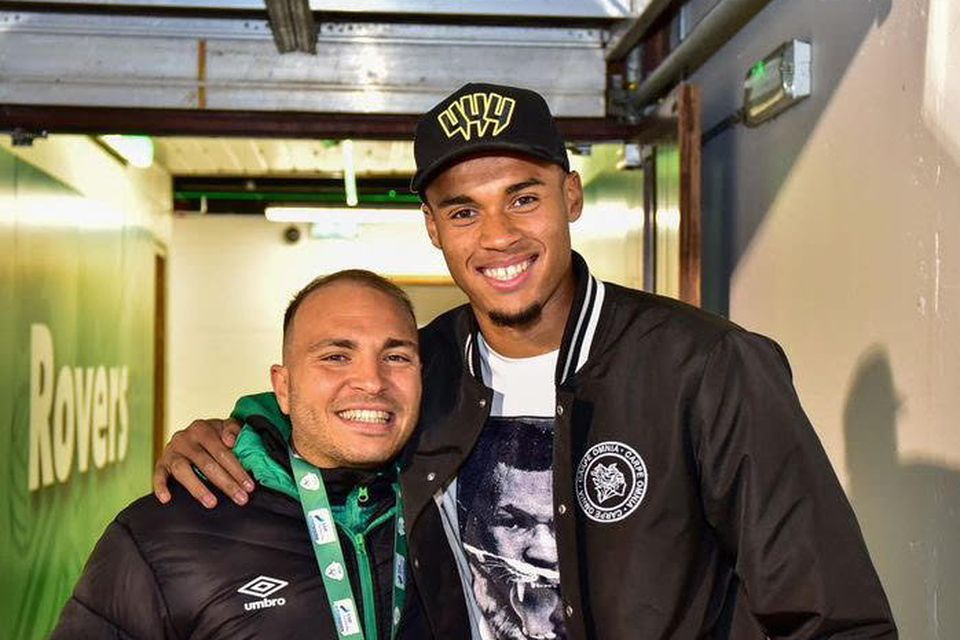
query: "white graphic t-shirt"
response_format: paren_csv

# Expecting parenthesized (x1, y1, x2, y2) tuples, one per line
(452, 336, 567, 640)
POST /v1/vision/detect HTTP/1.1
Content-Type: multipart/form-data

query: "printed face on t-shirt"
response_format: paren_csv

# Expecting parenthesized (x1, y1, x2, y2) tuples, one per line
(489, 464, 555, 566)
(458, 417, 566, 640)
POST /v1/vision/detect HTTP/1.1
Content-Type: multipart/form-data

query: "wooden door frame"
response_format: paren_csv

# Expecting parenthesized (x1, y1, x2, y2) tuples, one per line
(153, 250, 167, 467)
(641, 82, 702, 306)
(677, 83, 702, 307)
(641, 145, 658, 293)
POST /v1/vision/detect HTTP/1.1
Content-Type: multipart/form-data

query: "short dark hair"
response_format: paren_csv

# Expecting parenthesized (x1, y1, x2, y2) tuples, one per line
(283, 270, 417, 346)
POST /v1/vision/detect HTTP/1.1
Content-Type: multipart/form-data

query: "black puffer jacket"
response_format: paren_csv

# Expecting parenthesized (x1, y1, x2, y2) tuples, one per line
(52, 416, 430, 640)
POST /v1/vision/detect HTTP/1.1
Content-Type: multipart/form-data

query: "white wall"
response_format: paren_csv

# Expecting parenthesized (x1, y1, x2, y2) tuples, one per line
(694, 1, 960, 636)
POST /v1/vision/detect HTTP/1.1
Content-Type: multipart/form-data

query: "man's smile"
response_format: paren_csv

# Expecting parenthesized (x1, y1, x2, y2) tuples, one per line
(335, 408, 392, 425)
(478, 255, 538, 288)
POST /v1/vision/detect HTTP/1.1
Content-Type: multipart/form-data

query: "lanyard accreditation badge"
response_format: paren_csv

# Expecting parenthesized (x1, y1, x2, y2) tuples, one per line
(289, 451, 407, 640)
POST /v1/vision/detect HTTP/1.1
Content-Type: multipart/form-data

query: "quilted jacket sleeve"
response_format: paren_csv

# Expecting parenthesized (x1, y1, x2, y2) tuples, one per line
(693, 330, 897, 639)
(50, 518, 175, 640)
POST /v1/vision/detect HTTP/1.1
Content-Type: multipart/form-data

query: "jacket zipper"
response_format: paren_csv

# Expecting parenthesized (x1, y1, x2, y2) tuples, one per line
(334, 482, 398, 640)
(341, 485, 379, 640)
(353, 533, 378, 640)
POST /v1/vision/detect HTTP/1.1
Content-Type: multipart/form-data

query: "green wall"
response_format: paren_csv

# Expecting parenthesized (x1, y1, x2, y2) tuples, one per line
(572, 143, 645, 289)
(0, 147, 158, 639)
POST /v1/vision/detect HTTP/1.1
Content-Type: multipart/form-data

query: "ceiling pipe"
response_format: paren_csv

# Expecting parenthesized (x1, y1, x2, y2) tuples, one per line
(623, 0, 774, 113)
(605, 0, 674, 62)
(265, 0, 316, 54)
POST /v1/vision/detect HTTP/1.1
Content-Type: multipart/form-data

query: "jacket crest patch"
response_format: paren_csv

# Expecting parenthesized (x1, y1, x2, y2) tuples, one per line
(576, 441, 647, 523)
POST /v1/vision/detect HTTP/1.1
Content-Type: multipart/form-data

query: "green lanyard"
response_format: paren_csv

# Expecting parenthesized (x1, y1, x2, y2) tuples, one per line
(289, 451, 407, 640)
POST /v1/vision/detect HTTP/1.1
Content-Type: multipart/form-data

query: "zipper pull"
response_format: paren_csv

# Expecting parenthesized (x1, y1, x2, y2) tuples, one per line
(357, 486, 369, 504)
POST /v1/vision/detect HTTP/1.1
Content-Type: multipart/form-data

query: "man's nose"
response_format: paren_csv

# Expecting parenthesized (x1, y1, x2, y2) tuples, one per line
(523, 523, 558, 566)
(479, 211, 520, 250)
(350, 357, 387, 394)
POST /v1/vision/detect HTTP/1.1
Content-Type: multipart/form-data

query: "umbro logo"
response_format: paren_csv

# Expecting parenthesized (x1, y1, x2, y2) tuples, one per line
(238, 575, 288, 611)
(238, 575, 287, 598)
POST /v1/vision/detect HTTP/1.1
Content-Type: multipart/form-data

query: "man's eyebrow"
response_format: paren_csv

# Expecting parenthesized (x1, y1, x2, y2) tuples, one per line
(384, 338, 418, 350)
(436, 178, 546, 208)
(436, 194, 475, 208)
(505, 178, 545, 195)
(494, 503, 540, 524)
(307, 338, 357, 352)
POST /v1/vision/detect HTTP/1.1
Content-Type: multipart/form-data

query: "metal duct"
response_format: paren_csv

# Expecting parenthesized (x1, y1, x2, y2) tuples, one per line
(626, 0, 774, 111)
(265, 0, 317, 54)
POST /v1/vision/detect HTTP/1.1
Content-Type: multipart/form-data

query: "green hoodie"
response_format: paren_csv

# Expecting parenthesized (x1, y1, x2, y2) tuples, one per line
(231, 392, 298, 498)
(230, 392, 398, 640)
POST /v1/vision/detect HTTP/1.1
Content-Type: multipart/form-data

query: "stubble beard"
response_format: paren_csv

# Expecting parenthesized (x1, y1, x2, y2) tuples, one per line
(287, 386, 403, 469)
(488, 303, 543, 328)
(288, 401, 343, 468)
(288, 389, 361, 469)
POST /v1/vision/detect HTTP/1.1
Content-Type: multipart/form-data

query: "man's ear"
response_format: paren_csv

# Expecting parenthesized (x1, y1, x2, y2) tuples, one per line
(564, 171, 584, 223)
(270, 364, 291, 415)
(422, 203, 442, 249)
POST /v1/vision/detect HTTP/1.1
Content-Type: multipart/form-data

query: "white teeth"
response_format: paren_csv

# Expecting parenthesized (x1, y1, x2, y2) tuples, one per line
(517, 581, 525, 603)
(482, 259, 532, 281)
(337, 409, 390, 424)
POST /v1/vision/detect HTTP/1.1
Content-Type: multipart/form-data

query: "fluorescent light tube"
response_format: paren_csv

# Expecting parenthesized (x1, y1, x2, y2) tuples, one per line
(342, 139, 358, 207)
(265, 207, 422, 225)
(98, 135, 154, 168)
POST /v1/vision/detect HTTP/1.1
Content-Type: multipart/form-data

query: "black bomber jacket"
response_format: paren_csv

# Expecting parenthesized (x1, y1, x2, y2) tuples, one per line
(400, 252, 897, 639)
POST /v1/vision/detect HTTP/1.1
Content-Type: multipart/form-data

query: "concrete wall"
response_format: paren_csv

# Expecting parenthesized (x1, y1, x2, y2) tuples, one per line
(694, 0, 959, 636)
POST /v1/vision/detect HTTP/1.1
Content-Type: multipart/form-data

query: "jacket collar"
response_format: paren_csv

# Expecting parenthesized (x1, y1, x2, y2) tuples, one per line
(461, 251, 606, 387)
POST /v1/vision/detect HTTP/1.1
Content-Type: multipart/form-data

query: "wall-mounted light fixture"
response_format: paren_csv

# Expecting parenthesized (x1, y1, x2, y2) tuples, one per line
(743, 40, 812, 127)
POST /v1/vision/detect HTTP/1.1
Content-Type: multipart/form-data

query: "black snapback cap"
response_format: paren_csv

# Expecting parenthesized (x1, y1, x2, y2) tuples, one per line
(410, 83, 570, 194)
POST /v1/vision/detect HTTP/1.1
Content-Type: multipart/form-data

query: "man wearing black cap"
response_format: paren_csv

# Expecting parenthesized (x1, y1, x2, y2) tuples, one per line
(154, 83, 897, 639)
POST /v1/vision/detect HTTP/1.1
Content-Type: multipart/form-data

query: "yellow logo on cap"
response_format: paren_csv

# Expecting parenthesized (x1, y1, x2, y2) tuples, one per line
(437, 92, 516, 141)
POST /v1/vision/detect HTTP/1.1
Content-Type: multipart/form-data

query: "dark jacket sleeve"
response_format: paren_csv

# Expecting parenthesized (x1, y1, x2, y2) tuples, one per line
(693, 330, 897, 638)
(50, 518, 175, 640)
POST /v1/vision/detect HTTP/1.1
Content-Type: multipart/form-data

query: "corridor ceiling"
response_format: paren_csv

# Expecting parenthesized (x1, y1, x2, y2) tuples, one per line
(154, 137, 414, 177)
(0, 0, 674, 118)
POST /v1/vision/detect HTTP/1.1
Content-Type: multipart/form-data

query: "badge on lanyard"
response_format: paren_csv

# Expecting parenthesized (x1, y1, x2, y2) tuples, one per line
(289, 450, 407, 640)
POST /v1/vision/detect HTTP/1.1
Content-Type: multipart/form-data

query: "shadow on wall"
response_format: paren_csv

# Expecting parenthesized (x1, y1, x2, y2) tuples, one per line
(698, 0, 892, 315)
(844, 347, 958, 639)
